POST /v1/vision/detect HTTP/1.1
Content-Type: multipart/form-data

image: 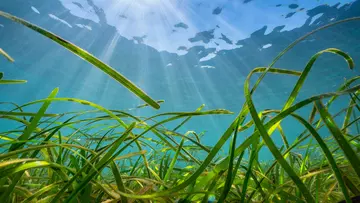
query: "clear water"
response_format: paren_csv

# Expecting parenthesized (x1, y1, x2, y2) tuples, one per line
(1, 0, 360, 160)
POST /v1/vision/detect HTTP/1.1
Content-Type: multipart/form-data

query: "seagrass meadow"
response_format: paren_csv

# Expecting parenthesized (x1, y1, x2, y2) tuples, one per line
(2, 10, 360, 203)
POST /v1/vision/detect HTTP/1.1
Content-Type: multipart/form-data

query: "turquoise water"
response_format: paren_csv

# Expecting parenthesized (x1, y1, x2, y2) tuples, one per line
(1, 0, 360, 160)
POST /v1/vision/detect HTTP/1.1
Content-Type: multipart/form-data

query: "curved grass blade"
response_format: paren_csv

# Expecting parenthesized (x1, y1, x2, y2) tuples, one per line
(250, 17, 360, 95)
(51, 123, 136, 203)
(0, 158, 37, 169)
(315, 100, 360, 178)
(290, 113, 351, 203)
(269, 48, 355, 135)
(173, 104, 205, 132)
(244, 69, 315, 203)
(249, 105, 357, 199)
(0, 186, 33, 201)
(106, 116, 242, 200)
(0, 11, 160, 109)
(285, 48, 354, 111)
(216, 83, 360, 175)
(0, 160, 72, 177)
(8, 88, 58, 152)
(20, 181, 65, 203)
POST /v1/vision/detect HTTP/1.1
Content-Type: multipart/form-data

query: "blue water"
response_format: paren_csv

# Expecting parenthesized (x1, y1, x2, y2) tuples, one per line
(1, 0, 360, 160)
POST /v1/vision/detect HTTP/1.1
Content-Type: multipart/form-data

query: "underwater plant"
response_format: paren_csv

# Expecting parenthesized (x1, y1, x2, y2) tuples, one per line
(1, 10, 360, 203)
(0, 48, 26, 85)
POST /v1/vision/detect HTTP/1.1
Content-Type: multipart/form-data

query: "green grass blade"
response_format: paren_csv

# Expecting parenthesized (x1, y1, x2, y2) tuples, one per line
(0, 11, 160, 109)
(219, 83, 360, 176)
(114, 117, 242, 199)
(110, 161, 128, 203)
(0, 111, 58, 117)
(9, 88, 58, 151)
(218, 119, 240, 203)
(308, 105, 317, 124)
(0, 48, 14, 62)
(343, 174, 360, 196)
(269, 48, 354, 135)
(244, 70, 315, 203)
(277, 124, 294, 172)
(53, 123, 136, 203)
(114, 150, 146, 161)
(285, 48, 354, 111)
(315, 100, 360, 178)
(0, 161, 70, 177)
(291, 113, 351, 203)
(160, 138, 185, 190)
(0, 79, 27, 84)
(20, 181, 64, 203)
(240, 138, 259, 203)
(249, 17, 360, 96)
(173, 104, 205, 131)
